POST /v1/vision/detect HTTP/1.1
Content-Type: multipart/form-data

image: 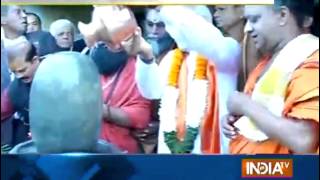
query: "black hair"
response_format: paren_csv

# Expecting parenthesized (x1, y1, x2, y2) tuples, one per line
(144, 5, 161, 20)
(311, 3, 319, 36)
(144, 6, 159, 13)
(26, 12, 42, 26)
(274, 0, 314, 28)
(25, 43, 37, 62)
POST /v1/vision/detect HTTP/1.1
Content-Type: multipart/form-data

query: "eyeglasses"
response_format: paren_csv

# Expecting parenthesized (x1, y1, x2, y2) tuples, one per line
(146, 20, 165, 28)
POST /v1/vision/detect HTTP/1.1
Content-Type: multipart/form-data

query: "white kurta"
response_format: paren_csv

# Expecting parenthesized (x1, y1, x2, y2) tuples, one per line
(135, 6, 241, 153)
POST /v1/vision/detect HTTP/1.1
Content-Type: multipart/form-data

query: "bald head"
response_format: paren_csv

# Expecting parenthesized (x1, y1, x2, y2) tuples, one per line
(7, 41, 39, 83)
(7, 41, 35, 64)
(29, 52, 103, 153)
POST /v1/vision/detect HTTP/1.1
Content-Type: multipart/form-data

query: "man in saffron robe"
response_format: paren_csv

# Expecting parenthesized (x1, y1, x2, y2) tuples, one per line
(212, 5, 262, 153)
(223, 0, 319, 154)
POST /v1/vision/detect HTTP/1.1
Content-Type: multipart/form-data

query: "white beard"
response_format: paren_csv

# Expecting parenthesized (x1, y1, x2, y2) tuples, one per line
(146, 35, 174, 57)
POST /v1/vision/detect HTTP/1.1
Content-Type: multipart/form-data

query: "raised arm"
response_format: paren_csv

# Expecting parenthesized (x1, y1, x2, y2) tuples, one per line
(159, 6, 241, 73)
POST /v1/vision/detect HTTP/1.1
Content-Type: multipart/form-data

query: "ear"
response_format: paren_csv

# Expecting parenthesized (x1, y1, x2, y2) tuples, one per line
(278, 6, 290, 26)
(303, 16, 313, 29)
(235, 6, 245, 19)
(31, 56, 40, 64)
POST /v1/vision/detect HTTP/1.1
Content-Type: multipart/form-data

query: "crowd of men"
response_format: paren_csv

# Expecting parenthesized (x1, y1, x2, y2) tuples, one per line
(1, 1, 319, 155)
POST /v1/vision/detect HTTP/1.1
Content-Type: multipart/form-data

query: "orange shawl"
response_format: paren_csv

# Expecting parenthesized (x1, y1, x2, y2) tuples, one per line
(230, 51, 319, 154)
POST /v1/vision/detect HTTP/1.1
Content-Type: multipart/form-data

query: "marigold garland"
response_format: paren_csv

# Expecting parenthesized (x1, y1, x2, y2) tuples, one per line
(161, 49, 209, 153)
(168, 49, 184, 87)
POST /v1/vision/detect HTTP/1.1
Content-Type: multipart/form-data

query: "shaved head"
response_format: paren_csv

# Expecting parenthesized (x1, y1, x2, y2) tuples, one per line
(7, 41, 39, 83)
(7, 41, 35, 65)
(29, 52, 103, 153)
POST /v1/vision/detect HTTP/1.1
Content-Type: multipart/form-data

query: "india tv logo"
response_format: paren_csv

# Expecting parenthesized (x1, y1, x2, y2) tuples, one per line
(242, 159, 293, 178)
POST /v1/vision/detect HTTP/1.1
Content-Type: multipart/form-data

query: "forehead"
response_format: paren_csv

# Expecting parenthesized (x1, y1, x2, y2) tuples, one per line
(244, 5, 271, 17)
(9, 57, 29, 70)
(8, 6, 23, 14)
(146, 9, 161, 22)
(27, 15, 38, 21)
(57, 27, 73, 33)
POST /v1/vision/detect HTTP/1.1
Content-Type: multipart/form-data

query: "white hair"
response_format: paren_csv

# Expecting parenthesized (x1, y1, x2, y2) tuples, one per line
(187, 6, 213, 23)
(49, 19, 75, 37)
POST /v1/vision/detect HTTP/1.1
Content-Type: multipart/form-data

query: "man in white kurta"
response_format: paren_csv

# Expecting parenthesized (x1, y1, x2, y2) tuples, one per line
(135, 6, 241, 153)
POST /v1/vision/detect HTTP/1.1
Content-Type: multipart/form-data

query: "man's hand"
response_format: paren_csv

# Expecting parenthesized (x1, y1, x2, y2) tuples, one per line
(132, 121, 159, 144)
(79, 5, 137, 48)
(102, 104, 132, 127)
(121, 27, 154, 61)
(222, 115, 240, 139)
(227, 91, 251, 116)
(102, 104, 110, 120)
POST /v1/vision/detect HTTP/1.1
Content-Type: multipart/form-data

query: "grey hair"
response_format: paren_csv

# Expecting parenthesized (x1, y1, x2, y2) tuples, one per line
(49, 19, 75, 37)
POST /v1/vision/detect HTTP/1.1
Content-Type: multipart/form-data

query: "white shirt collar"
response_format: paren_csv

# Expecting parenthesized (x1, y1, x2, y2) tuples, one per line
(3, 35, 28, 49)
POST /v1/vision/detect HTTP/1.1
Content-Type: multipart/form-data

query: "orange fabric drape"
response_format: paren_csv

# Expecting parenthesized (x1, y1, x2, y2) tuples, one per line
(174, 58, 220, 153)
(201, 63, 220, 154)
(230, 51, 319, 154)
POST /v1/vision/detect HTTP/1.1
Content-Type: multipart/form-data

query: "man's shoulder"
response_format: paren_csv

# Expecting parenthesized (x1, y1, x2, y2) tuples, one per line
(26, 31, 54, 43)
(284, 50, 319, 118)
(26, 31, 60, 57)
(9, 140, 37, 154)
(159, 49, 176, 64)
(290, 50, 319, 80)
(8, 78, 29, 93)
(8, 78, 22, 93)
(73, 39, 86, 52)
(300, 50, 319, 68)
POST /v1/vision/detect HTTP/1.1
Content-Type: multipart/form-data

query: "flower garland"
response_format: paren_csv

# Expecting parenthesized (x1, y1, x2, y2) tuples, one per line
(159, 49, 209, 154)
